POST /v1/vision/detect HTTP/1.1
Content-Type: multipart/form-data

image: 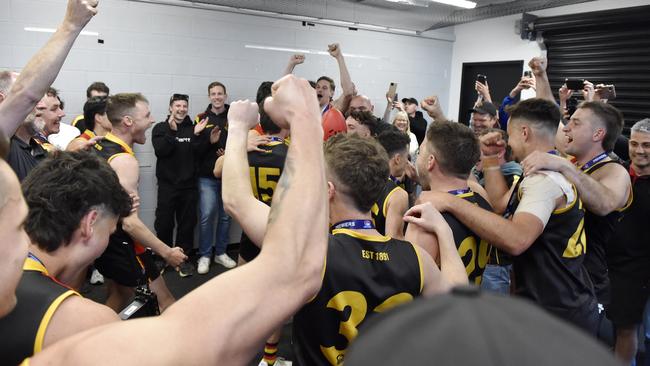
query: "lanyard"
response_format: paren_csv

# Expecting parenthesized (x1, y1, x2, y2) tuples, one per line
(268, 136, 284, 143)
(389, 175, 401, 185)
(580, 151, 609, 172)
(332, 220, 375, 230)
(322, 103, 331, 116)
(28, 252, 45, 267)
(547, 150, 560, 156)
(448, 188, 471, 196)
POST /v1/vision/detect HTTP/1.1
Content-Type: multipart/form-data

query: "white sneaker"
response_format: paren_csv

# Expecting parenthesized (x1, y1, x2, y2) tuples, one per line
(214, 253, 236, 269)
(90, 269, 104, 285)
(197, 256, 211, 275)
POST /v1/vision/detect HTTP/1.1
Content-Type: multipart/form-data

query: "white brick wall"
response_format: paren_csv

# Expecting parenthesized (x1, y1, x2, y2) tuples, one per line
(0, 0, 454, 243)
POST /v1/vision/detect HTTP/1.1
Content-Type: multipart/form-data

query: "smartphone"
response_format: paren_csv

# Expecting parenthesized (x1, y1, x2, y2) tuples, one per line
(476, 74, 487, 85)
(523, 70, 532, 78)
(565, 78, 585, 90)
(597, 85, 616, 100)
(387, 82, 397, 100)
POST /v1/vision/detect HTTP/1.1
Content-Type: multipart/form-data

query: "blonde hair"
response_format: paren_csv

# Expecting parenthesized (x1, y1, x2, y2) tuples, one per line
(391, 111, 410, 133)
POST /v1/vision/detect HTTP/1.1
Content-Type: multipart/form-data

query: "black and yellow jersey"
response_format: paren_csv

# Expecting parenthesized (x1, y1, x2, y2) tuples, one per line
(293, 229, 423, 366)
(0, 256, 78, 365)
(506, 178, 597, 332)
(248, 138, 288, 205)
(239, 138, 288, 262)
(32, 135, 56, 154)
(582, 158, 632, 304)
(93, 132, 134, 164)
(370, 179, 405, 236)
(71, 114, 86, 134)
(442, 190, 492, 285)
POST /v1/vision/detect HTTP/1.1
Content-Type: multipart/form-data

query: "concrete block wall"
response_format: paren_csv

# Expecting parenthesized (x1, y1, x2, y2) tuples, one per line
(0, 0, 454, 244)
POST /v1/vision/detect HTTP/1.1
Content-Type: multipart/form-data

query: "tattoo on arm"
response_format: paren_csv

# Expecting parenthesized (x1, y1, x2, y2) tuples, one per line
(267, 156, 295, 225)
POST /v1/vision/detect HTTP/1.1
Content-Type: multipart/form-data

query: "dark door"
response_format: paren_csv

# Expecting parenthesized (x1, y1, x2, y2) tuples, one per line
(458, 61, 524, 125)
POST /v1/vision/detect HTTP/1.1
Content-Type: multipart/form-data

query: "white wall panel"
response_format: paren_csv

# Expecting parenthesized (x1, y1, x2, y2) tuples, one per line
(1, 0, 453, 244)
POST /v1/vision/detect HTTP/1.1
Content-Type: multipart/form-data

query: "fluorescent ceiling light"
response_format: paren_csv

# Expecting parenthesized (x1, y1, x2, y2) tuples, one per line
(388, 27, 419, 35)
(430, 0, 476, 9)
(319, 19, 355, 27)
(239, 8, 279, 16)
(355, 23, 387, 31)
(24, 27, 99, 36)
(245, 44, 382, 60)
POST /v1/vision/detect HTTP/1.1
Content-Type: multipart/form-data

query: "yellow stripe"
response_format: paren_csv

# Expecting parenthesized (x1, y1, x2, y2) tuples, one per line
(107, 152, 132, 163)
(307, 256, 327, 303)
(456, 191, 474, 199)
(617, 187, 634, 212)
(23, 258, 48, 275)
(71, 114, 84, 127)
(553, 184, 578, 214)
(512, 174, 521, 186)
(104, 132, 134, 156)
(382, 186, 402, 217)
(19, 358, 30, 366)
(331, 228, 391, 242)
(411, 243, 424, 294)
(34, 290, 77, 354)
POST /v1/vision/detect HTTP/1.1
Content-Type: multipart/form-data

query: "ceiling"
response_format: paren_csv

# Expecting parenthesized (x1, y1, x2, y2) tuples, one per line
(173, 0, 596, 31)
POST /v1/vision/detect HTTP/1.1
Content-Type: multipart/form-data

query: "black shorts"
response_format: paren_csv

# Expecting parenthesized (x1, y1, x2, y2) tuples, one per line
(606, 268, 650, 328)
(239, 233, 260, 263)
(95, 239, 160, 287)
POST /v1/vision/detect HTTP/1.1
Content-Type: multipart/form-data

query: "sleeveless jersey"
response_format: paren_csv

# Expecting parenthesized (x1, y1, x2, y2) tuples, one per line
(506, 177, 597, 333)
(582, 158, 632, 305)
(442, 190, 493, 285)
(248, 139, 289, 205)
(293, 229, 423, 366)
(239, 139, 288, 262)
(0, 257, 78, 365)
(370, 179, 404, 236)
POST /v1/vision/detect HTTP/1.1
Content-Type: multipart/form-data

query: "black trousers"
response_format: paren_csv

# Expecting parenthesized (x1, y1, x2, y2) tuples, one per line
(154, 183, 198, 253)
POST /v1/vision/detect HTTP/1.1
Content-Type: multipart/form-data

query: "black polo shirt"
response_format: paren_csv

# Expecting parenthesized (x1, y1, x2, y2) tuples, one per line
(7, 136, 47, 181)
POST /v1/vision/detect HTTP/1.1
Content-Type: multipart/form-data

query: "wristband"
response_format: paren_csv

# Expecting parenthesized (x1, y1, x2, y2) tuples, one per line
(482, 155, 500, 169)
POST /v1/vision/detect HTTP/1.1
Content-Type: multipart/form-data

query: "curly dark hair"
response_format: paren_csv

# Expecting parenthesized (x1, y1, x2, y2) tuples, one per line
(348, 110, 379, 136)
(376, 125, 411, 157)
(256, 81, 281, 135)
(324, 133, 389, 212)
(22, 151, 132, 252)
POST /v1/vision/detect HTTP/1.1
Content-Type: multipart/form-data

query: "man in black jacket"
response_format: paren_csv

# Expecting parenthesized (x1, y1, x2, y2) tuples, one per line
(194, 81, 237, 274)
(152, 93, 205, 277)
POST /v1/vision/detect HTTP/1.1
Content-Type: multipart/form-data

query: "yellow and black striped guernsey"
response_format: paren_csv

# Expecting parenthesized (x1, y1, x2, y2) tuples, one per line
(0, 257, 78, 365)
(292, 229, 423, 366)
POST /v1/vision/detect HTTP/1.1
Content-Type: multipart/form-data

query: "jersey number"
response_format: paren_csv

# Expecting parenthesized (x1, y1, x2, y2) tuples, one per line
(458, 236, 490, 284)
(249, 167, 281, 204)
(320, 291, 413, 365)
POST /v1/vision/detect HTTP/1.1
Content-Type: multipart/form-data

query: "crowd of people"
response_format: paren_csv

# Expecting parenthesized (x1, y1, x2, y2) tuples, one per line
(0, 1, 648, 365)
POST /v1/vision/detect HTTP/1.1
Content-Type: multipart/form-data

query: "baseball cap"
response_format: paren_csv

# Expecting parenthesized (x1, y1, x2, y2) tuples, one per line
(471, 101, 497, 117)
(346, 286, 620, 366)
(401, 97, 418, 106)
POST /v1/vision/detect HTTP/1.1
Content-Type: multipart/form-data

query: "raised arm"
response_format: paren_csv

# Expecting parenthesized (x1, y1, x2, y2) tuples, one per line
(110, 154, 186, 268)
(384, 188, 408, 240)
(0, 0, 97, 137)
(329, 44, 355, 111)
(529, 57, 556, 104)
(33, 75, 329, 366)
(522, 151, 631, 215)
(282, 54, 305, 76)
(221, 103, 270, 246)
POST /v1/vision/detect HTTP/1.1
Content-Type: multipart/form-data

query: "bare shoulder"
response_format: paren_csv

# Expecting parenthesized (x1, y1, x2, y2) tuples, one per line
(43, 295, 119, 349)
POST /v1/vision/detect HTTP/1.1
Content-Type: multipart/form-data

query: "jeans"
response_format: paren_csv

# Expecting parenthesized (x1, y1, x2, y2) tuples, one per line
(198, 177, 232, 258)
(481, 264, 512, 295)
